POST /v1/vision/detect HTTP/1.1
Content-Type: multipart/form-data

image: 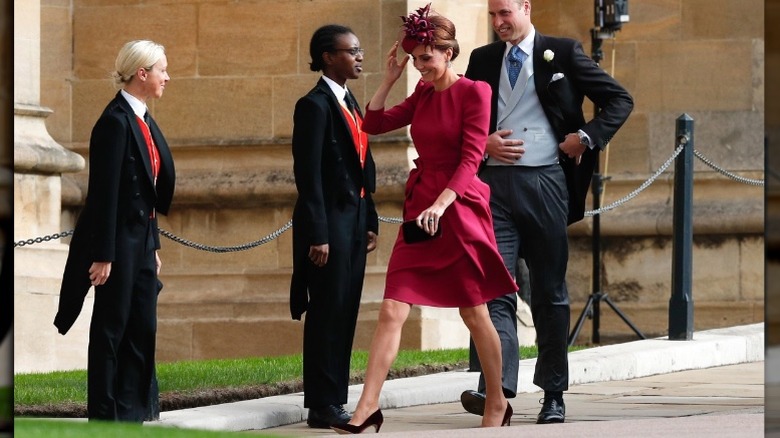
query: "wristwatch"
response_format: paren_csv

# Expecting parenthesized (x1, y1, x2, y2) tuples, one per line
(577, 130, 589, 148)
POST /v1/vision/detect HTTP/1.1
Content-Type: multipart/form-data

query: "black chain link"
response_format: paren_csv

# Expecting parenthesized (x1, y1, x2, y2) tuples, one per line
(157, 220, 292, 253)
(13, 230, 75, 248)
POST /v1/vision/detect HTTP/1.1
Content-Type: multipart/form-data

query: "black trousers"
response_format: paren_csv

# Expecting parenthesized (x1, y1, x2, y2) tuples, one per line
(87, 222, 158, 422)
(302, 199, 368, 408)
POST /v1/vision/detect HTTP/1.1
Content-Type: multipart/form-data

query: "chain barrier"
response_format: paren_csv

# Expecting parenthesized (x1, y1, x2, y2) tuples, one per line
(693, 149, 764, 187)
(585, 144, 684, 217)
(13, 230, 74, 248)
(379, 215, 403, 225)
(157, 220, 292, 253)
(13, 145, 765, 250)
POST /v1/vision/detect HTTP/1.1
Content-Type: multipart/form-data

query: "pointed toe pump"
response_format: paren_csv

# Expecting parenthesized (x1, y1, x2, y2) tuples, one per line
(502, 402, 513, 426)
(330, 409, 383, 434)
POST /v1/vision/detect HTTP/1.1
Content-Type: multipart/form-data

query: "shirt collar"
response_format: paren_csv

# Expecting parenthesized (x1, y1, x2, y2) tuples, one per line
(505, 26, 535, 58)
(322, 75, 348, 103)
(120, 89, 148, 119)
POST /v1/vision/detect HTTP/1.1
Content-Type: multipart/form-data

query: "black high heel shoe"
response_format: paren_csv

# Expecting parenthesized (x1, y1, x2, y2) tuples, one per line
(330, 409, 383, 434)
(502, 402, 513, 426)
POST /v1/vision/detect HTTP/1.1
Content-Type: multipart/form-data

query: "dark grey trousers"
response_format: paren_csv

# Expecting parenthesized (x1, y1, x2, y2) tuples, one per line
(471, 165, 571, 395)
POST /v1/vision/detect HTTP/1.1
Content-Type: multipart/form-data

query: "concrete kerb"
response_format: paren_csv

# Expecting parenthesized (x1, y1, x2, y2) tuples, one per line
(155, 323, 764, 432)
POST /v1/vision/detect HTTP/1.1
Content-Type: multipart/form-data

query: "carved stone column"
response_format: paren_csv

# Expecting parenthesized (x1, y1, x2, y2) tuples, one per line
(13, 0, 87, 372)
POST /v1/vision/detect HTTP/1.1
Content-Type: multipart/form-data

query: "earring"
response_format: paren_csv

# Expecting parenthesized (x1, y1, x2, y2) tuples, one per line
(446, 60, 452, 68)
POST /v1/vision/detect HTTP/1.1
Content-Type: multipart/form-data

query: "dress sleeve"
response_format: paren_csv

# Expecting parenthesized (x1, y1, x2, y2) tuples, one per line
(362, 81, 424, 135)
(447, 80, 491, 197)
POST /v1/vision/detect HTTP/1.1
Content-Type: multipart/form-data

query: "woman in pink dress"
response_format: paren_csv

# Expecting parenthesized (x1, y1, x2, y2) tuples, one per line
(331, 4, 517, 434)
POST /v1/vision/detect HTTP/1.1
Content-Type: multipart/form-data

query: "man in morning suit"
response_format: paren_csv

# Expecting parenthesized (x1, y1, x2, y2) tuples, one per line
(462, 0, 634, 424)
(290, 24, 379, 429)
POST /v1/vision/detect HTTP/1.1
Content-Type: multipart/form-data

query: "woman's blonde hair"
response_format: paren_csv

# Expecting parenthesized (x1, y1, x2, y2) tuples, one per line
(112, 40, 165, 88)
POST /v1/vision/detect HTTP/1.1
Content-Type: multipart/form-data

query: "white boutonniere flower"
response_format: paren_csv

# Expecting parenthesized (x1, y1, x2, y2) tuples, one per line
(543, 50, 555, 62)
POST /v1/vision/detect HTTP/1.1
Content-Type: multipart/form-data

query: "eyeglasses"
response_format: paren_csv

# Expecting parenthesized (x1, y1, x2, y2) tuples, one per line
(331, 47, 365, 57)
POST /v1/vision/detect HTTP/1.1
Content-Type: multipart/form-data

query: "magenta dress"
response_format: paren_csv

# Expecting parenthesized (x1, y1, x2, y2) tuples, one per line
(363, 77, 518, 307)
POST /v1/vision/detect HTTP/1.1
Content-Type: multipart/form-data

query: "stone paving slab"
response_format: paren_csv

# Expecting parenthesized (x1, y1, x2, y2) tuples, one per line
(255, 361, 764, 437)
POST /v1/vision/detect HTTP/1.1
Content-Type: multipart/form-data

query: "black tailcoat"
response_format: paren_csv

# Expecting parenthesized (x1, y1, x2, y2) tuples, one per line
(289, 78, 378, 407)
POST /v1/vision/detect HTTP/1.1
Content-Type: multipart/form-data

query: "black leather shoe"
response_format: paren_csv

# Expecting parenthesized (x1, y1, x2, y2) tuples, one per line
(536, 397, 565, 424)
(307, 404, 351, 429)
(460, 390, 486, 416)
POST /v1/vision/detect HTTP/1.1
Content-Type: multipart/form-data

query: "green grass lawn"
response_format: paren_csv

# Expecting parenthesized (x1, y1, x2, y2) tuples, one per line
(14, 347, 550, 407)
(13, 418, 274, 437)
(13, 345, 587, 437)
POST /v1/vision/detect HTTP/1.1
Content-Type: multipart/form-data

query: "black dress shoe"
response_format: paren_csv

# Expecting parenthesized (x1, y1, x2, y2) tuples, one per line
(536, 397, 565, 424)
(307, 404, 351, 429)
(460, 390, 486, 416)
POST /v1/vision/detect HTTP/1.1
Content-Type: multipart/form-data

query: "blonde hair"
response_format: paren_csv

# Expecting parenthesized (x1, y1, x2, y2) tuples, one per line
(112, 40, 165, 88)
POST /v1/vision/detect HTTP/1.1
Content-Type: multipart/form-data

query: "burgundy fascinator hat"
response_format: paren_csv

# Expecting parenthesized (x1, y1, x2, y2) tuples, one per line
(400, 3, 436, 53)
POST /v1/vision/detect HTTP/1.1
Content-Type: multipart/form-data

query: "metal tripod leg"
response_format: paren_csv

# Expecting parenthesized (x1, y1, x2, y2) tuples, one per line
(568, 294, 595, 346)
(569, 291, 646, 346)
(603, 294, 646, 340)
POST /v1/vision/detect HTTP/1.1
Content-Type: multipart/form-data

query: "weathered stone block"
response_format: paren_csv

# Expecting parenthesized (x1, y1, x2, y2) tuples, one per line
(740, 237, 764, 301)
(40, 79, 71, 145)
(635, 41, 754, 112)
(14, 245, 92, 373)
(273, 74, 326, 139)
(199, 2, 297, 77)
(649, 111, 764, 172)
(603, 112, 650, 174)
(71, 79, 119, 143)
(604, 0, 682, 42)
(154, 78, 273, 143)
(156, 320, 193, 363)
(297, 0, 383, 75)
(682, 0, 763, 40)
(14, 174, 63, 237)
(40, 5, 72, 143)
(192, 319, 303, 359)
(157, 273, 292, 305)
(73, 4, 197, 80)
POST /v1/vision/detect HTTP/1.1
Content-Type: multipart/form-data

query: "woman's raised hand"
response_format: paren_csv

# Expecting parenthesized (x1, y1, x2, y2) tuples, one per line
(368, 41, 410, 111)
(384, 41, 409, 84)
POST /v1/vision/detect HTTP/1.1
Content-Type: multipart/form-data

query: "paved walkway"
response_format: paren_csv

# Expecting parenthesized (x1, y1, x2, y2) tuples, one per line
(155, 324, 767, 437)
(261, 362, 764, 438)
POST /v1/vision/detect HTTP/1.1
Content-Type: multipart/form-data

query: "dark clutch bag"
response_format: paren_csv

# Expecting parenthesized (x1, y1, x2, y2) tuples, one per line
(402, 220, 442, 244)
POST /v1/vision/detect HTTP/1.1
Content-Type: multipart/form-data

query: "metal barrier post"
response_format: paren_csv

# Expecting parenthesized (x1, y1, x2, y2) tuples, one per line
(669, 114, 694, 340)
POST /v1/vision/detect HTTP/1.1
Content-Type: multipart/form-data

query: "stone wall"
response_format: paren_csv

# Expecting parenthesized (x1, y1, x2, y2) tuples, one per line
(18, 0, 765, 369)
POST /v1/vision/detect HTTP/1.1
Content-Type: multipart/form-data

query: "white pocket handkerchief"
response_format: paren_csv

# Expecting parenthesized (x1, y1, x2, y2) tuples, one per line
(551, 72, 565, 82)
